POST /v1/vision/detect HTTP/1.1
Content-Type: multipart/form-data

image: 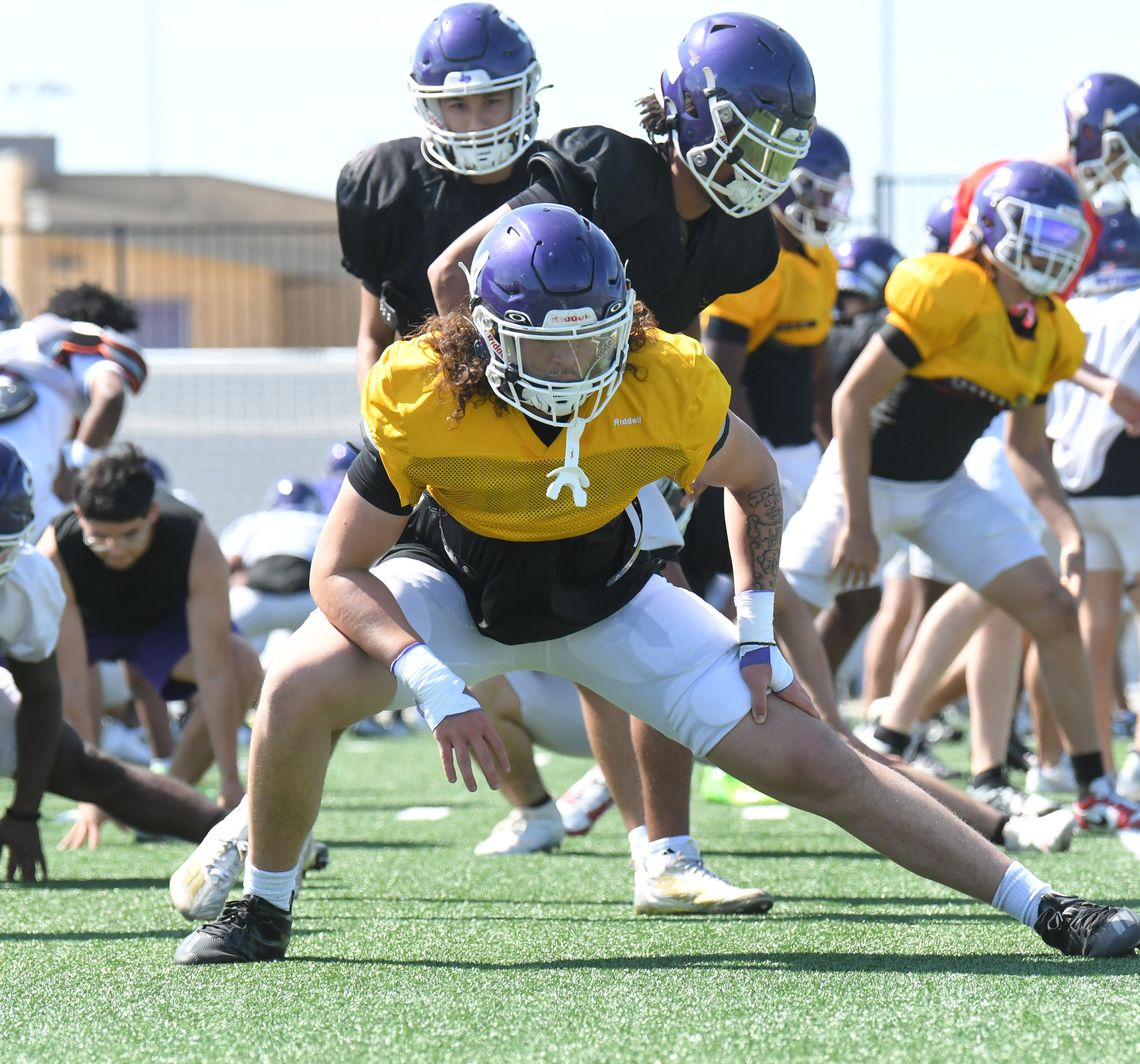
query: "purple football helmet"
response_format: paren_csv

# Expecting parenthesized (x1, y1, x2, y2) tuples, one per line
(264, 478, 323, 513)
(835, 235, 904, 306)
(0, 284, 21, 331)
(924, 195, 956, 253)
(0, 439, 33, 578)
(660, 13, 815, 218)
(409, 3, 542, 176)
(326, 440, 358, 476)
(1076, 209, 1140, 295)
(969, 161, 1091, 296)
(775, 125, 852, 245)
(1064, 73, 1140, 214)
(467, 203, 633, 427)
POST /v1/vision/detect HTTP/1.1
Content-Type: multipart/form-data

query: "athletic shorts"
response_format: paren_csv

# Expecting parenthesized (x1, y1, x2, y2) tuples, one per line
(0, 669, 21, 778)
(374, 556, 751, 758)
(1068, 496, 1140, 574)
(85, 606, 198, 701)
(507, 671, 593, 759)
(782, 443, 1045, 609)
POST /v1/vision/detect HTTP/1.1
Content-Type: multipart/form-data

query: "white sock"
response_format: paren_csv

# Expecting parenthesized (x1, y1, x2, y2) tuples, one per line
(992, 861, 1052, 927)
(628, 825, 649, 861)
(646, 834, 694, 859)
(244, 862, 299, 912)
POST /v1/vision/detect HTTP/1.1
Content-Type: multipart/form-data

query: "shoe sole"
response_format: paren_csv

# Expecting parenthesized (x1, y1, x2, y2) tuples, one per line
(634, 894, 774, 916)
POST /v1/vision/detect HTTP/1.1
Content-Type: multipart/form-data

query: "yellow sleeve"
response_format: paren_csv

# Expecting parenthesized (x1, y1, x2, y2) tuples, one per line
(359, 341, 425, 507)
(1041, 300, 1088, 393)
(884, 255, 980, 360)
(673, 336, 732, 490)
(700, 271, 784, 344)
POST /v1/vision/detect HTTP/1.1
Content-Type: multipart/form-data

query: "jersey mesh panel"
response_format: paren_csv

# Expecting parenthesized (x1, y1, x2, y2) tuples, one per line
(408, 446, 688, 541)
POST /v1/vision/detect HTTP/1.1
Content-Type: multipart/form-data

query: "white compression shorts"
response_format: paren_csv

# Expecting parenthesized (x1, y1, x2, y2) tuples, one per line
(374, 556, 752, 758)
(1067, 496, 1140, 574)
(506, 671, 593, 759)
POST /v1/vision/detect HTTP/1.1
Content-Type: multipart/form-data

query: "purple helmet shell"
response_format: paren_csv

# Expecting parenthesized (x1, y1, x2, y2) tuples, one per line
(776, 124, 852, 244)
(264, 477, 323, 513)
(0, 284, 21, 331)
(468, 203, 633, 426)
(924, 195, 956, 253)
(835, 235, 904, 305)
(1064, 72, 1140, 214)
(970, 161, 1090, 296)
(0, 439, 33, 577)
(1077, 209, 1140, 295)
(660, 12, 815, 218)
(326, 440, 358, 476)
(409, 3, 541, 176)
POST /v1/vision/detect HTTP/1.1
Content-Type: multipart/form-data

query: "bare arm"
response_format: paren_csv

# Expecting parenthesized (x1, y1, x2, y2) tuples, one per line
(74, 365, 127, 448)
(831, 335, 908, 587)
(355, 285, 396, 394)
(7, 655, 63, 818)
(811, 340, 834, 445)
(37, 525, 98, 743)
(185, 523, 245, 806)
(1005, 403, 1085, 594)
(427, 203, 513, 315)
(702, 332, 760, 435)
(1072, 360, 1140, 435)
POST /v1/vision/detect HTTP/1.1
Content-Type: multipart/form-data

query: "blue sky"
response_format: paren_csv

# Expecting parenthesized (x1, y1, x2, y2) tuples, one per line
(7, 1, 1138, 250)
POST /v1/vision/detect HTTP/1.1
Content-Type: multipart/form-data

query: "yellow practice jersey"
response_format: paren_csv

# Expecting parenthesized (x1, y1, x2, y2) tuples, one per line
(700, 243, 839, 352)
(361, 330, 730, 542)
(885, 254, 1086, 406)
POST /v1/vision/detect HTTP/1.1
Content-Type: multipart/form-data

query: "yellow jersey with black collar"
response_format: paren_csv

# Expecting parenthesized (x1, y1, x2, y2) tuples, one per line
(700, 243, 838, 448)
(870, 253, 1086, 481)
(361, 330, 730, 543)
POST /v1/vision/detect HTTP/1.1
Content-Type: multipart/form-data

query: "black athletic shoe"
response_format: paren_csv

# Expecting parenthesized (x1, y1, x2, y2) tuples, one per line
(1033, 893, 1140, 957)
(173, 895, 292, 965)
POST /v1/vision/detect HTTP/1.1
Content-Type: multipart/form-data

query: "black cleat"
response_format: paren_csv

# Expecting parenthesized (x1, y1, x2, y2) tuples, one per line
(173, 895, 292, 965)
(1034, 893, 1140, 957)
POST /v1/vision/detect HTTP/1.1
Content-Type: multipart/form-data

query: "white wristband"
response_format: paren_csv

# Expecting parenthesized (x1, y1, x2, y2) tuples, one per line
(735, 590, 775, 645)
(67, 439, 100, 471)
(390, 642, 479, 732)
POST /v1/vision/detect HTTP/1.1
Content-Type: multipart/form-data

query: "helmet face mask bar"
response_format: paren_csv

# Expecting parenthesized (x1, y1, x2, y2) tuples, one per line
(471, 285, 633, 428)
(1065, 74, 1140, 215)
(1073, 129, 1140, 214)
(410, 63, 542, 176)
(780, 165, 852, 245)
(988, 197, 1090, 296)
(409, 3, 542, 177)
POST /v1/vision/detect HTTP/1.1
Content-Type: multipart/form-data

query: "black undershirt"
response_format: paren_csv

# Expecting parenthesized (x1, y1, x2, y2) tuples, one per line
(1068, 431, 1140, 497)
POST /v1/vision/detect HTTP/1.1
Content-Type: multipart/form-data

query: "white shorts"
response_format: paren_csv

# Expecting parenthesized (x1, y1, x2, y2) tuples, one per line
(781, 444, 1046, 609)
(768, 439, 823, 520)
(1068, 495, 1140, 574)
(374, 557, 750, 757)
(907, 435, 1045, 584)
(230, 585, 316, 640)
(0, 669, 22, 778)
(508, 671, 593, 759)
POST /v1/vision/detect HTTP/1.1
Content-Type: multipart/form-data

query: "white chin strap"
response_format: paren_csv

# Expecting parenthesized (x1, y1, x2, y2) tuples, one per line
(546, 417, 590, 507)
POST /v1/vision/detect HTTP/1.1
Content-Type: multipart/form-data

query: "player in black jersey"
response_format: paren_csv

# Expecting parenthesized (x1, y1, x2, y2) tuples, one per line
(39, 446, 263, 830)
(337, 3, 545, 390)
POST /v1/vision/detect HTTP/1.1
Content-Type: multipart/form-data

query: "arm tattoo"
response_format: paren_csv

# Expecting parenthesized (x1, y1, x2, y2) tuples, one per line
(743, 482, 782, 591)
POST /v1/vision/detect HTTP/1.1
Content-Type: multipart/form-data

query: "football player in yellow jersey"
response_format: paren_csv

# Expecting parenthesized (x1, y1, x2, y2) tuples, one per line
(700, 124, 849, 517)
(173, 204, 1140, 964)
(783, 160, 1140, 837)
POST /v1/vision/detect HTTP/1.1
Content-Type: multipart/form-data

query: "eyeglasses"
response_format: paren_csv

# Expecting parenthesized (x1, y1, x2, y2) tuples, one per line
(81, 524, 150, 553)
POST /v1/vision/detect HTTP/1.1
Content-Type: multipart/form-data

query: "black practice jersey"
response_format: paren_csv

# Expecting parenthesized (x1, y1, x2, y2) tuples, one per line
(510, 126, 781, 333)
(828, 308, 888, 387)
(336, 138, 542, 336)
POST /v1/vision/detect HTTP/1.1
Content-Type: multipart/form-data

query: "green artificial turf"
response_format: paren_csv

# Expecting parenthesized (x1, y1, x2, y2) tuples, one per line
(3, 732, 1138, 1063)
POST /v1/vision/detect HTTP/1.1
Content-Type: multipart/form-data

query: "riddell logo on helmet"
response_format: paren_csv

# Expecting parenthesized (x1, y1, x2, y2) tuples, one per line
(544, 309, 597, 327)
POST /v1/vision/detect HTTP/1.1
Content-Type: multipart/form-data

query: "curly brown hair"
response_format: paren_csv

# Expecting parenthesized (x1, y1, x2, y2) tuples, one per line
(416, 301, 659, 421)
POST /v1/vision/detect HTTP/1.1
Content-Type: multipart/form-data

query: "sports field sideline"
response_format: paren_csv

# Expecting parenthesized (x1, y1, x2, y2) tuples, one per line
(4, 730, 1138, 1064)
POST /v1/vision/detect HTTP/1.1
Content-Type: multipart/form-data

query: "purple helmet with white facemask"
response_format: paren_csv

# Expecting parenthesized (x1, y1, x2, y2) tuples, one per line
(969, 161, 1091, 296)
(660, 13, 815, 218)
(775, 125, 852, 245)
(1064, 73, 1140, 215)
(924, 195, 955, 253)
(409, 3, 542, 176)
(264, 478, 323, 513)
(0, 439, 33, 579)
(835, 235, 903, 306)
(468, 203, 634, 429)
(1076, 209, 1140, 295)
